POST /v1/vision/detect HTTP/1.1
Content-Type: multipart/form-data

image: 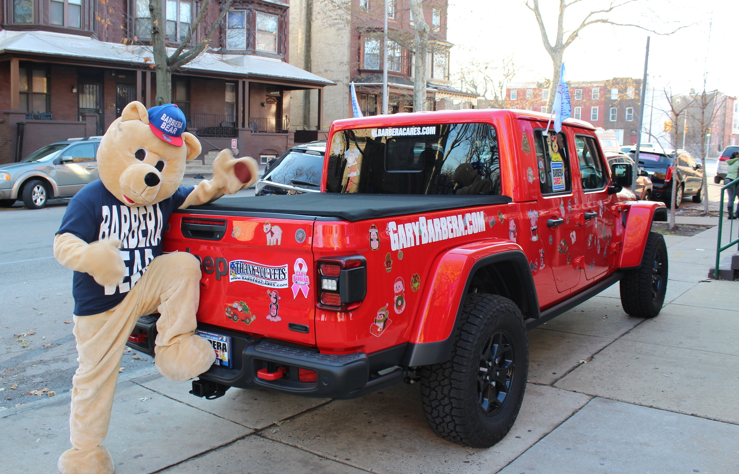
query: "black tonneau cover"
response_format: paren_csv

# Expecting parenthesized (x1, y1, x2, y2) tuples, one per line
(184, 193, 512, 223)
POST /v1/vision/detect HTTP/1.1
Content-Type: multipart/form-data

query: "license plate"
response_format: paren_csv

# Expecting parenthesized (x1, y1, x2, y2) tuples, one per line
(196, 330, 231, 368)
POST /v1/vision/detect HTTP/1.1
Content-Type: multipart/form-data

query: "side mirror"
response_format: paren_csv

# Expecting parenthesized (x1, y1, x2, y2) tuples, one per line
(695, 163, 702, 170)
(60, 155, 74, 163)
(611, 163, 633, 188)
(639, 169, 649, 177)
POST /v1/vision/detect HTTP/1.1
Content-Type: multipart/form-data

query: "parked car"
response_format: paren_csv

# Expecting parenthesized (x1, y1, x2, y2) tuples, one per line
(0, 137, 102, 209)
(255, 141, 326, 196)
(606, 152, 653, 200)
(716, 145, 739, 184)
(632, 149, 703, 208)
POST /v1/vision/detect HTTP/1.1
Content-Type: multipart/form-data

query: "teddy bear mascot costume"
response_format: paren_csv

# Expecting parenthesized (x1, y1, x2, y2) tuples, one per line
(53, 101, 258, 473)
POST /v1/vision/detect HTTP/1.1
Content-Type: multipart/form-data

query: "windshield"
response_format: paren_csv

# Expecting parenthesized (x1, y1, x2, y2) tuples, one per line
(326, 123, 501, 195)
(22, 144, 68, 163)
(265, 150, 324, 188)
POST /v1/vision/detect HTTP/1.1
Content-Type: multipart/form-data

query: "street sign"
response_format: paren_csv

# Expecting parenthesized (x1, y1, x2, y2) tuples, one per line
(231, 138, 237, 149)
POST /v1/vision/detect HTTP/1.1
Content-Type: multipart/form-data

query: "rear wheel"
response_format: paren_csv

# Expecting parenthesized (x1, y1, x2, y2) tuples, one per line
(620, 232, 668, 318)
(0, 199, 15, 207)
(692, 186, 703, 203)
(22, 180, 48, 209)
(666, 184, 683, 209)
(420, 294, 528, 448)
(643, 190, 651, 201)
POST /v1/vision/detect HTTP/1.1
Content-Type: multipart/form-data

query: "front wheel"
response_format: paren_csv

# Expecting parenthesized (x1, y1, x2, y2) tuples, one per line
(420, 294, 528, 448)
(620, 232, 668, 318)
(22, 179, 48, 209)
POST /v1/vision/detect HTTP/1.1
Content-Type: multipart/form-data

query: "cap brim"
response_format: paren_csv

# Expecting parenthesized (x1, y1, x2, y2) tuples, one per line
(149, 122, 184, 147)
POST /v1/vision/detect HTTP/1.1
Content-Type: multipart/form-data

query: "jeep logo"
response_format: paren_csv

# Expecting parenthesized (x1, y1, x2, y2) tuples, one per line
(186, 248, 227, 281)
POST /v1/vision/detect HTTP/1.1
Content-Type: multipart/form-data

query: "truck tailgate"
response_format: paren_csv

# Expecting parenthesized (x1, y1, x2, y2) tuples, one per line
(163, 212, 317, 346)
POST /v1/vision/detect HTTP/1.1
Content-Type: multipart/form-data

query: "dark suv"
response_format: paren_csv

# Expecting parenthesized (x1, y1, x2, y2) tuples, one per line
(0, 137, 102, 209)
(633, 149, 703, 208)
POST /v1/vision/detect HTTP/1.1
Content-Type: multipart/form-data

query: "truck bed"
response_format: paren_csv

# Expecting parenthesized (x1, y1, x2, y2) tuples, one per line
(184, 193, 512, 222)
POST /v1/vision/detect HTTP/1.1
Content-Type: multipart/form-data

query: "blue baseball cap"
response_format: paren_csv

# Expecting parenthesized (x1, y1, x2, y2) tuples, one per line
(148, 104, 186, 147)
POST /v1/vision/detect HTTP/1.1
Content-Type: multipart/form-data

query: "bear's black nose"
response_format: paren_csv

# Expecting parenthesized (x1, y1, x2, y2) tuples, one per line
(144, 173, 160, 187)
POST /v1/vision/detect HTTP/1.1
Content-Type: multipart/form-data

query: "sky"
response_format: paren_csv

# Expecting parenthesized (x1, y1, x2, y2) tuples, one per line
(446, 0, 737, 98)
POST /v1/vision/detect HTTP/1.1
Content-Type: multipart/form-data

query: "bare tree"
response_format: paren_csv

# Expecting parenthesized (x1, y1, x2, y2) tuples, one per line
(148, 0, 232, 105)
(525, 0, 685, 110)
(455, 57, 524, 109)
(409, 0, 429, 112)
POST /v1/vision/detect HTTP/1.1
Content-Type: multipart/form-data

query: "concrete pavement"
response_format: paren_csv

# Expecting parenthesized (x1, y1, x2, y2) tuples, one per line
(2, 216, 738, 473)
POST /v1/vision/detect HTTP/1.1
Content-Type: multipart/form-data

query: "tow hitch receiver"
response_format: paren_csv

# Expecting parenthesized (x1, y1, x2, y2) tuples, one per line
(190, 378, 230, 400)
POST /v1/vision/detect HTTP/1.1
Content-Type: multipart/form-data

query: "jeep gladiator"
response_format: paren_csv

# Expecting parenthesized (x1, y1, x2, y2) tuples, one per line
(128, 109, 668, 448)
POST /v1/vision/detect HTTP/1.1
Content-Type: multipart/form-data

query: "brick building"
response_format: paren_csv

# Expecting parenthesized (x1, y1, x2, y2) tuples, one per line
(0, 0, 333, 167)
(505, 77, 642, 146)
(289, 0, 476, 129)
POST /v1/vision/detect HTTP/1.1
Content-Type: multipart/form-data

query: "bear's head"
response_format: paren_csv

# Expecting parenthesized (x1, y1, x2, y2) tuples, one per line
(97, 101, 201, 207)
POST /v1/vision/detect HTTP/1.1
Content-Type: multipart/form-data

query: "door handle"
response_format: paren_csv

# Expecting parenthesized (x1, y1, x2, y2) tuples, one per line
(584, 212, 597, 220)
(547, 218, 564, 228)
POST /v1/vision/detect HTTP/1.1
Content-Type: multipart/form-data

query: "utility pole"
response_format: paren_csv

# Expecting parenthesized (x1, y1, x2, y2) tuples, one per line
(634, 36, 650, 191)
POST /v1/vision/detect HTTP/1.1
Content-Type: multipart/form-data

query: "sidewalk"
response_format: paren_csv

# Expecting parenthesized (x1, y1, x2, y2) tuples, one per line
(2, 224, 738, 474)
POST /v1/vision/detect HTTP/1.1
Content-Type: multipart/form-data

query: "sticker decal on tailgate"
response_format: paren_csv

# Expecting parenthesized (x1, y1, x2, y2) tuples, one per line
(229, 260, 288, 288)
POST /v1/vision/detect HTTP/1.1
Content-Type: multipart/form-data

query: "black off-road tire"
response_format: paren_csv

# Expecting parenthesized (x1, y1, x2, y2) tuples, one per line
(620, 232, 668, 318)
(419, 294, 528, 448)
(692, 186, 703, 203)
(0, 199, 15, 207)
(22, 179, 48, 209)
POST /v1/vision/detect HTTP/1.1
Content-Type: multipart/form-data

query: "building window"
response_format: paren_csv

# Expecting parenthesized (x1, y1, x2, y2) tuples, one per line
(510, 89, 517, 100)
(609, 107, 617, 121)
(432, 8, 441, 30)
(225, 83, 236, 122)
(628, 87, 635, 99)
(540, 106, 547, 113)
(50, 0, 82, 28)
(387, 0, 395, 19)
(574, 89, 582, 100)
(387, 40, 403, 73)
(626, 107, 634, 122)
(19, 65, 50, 113)
(592, 88, 599, 100)
(542, 88, 549, 101)
(610, 88, 618, 100)
(361, 93, 377, 116)
(574, 106, 581, 120)
(135, 0, 151, 40)
(227, 10, 247, 50)
(172, 77, 190, 121)
(364, 37, 380, 69)
(526, 89, 533, 100)
(359, 0, 368, 11)
(591, 106, 599, 121)
(166, 0, 192, 43)
(260, 154, 276, 164)
(256, 12, 278, 53)
(13, 0, 33, 23)
(432, 51, 448, 80)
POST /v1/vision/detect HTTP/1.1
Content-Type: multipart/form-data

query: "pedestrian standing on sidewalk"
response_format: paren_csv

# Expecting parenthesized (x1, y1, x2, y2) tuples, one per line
(724, 151, 739, 219)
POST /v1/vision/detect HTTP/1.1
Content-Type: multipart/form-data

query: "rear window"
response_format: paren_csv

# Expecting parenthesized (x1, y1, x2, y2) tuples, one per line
(633, 151, 671, 165)
(264, 150, 324, 189)
(721, 146, 739, 158)
(325, 123, 501, 195)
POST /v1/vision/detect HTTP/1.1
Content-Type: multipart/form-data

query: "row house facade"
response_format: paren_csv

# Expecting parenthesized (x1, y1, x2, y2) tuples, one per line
(674, 92, 738, 158)
(289, 0, 476, 130)
(505, 78, 643, 146)
(0, 0, 333, 167)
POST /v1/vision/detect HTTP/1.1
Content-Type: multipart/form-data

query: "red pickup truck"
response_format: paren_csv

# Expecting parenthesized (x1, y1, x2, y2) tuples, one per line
(129, 109, 668, 448)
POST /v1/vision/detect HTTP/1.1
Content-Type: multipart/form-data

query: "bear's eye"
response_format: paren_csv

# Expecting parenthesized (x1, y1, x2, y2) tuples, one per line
(155, 160, 166, 172)
(135, 149, 146, 161)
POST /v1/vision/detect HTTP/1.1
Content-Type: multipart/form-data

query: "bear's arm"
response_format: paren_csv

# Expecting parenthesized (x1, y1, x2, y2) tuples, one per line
(54, 234, 126, 287)
(180, 149, 258, 209)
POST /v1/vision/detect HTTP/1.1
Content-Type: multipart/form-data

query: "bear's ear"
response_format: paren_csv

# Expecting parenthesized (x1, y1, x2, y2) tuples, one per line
(120, 101, 149, 124)
(182, 132, 202, 161)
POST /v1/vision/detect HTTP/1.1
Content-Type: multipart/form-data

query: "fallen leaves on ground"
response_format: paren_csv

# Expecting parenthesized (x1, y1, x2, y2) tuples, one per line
(28, 387, 56, 397)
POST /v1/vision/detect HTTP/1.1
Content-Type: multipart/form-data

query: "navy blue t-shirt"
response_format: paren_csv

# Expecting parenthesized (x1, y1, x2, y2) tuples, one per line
(56, 180, 194, 316)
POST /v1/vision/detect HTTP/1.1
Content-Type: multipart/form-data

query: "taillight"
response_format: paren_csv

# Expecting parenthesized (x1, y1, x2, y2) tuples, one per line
(316, 255, 367, 311)
(719, 156, 729, 161)
(664, 166, 673, 182)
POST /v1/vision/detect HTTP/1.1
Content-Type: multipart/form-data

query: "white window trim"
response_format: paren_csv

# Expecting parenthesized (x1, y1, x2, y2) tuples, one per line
(609, 107, 617, 121)
(592, 88, 599, 100)
(574, 89, 582, 101)
(260, 155, 276, 164)
(574, 106, 581, 120)
(510, 89, 517, 100)
(611, 88, 618, 100)
(542, 88, 549, 100)
(626, 107, 634, 122)
(591, 106, 599, 121)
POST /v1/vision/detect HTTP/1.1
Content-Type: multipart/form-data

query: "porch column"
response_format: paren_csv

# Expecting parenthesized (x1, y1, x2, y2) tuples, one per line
(245, 81, 250, 129)
(317, 87, 324, 131)
(136, 70, 143, 104)
(144, 71, 152, 108)
(10, 58, 20, 110)
(237, 79, 244, 128)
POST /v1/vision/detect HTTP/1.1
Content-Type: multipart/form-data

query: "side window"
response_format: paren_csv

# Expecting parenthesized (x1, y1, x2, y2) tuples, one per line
(534, 130, 571, 195)
(683, 154, 696, 168)
(65, 143, 97, 162)
(575, 135, 607, 191)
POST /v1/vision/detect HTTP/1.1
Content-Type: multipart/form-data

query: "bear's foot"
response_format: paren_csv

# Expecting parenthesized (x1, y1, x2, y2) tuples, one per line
(58, 446, 114, 474)
(155, 334, 215, 381)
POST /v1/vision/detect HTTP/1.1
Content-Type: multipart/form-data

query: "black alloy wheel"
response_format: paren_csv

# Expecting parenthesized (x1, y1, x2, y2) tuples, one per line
(477, 331, 516, 415)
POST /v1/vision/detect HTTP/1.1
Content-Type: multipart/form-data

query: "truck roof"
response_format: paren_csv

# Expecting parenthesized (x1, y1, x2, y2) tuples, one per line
(330, 109, 596, 132)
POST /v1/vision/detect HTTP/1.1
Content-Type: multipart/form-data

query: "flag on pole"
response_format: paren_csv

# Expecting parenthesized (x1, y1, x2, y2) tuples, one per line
(552, 63, 571, 133)
(350, 82, 363, 118)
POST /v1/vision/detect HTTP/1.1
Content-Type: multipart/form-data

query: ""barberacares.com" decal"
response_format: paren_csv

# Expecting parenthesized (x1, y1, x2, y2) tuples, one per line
(387, 211, 487, 251)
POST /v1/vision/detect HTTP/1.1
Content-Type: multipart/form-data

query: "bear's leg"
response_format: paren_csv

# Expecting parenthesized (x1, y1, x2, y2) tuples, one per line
(137, 252, 215, 381)
(59, 303, 141, 474)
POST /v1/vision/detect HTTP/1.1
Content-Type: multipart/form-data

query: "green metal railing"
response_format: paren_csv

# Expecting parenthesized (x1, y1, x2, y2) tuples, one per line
(714, 176, 739, 279)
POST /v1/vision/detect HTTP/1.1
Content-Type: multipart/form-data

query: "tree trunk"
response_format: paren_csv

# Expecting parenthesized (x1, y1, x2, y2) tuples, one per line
(547, 53, 562, 111)
(409, 0, 428, 112)
(150, 0, 171, 105)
